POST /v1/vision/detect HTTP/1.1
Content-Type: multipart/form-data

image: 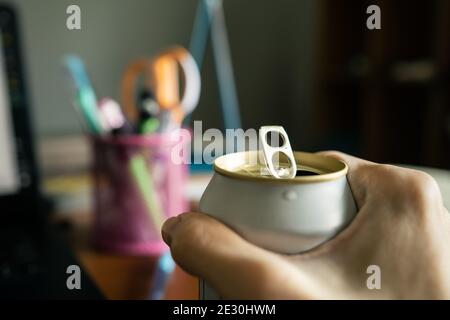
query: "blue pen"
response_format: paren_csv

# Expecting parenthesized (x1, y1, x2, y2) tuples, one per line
(63, 55, 103, 134)
(149, 251, 176, 300)
(76, 87, 103, 134)
(64, 55, 95, 91)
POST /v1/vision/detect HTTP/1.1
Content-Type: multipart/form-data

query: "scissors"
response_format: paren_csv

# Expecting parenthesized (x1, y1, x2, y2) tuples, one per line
(121, 46, 201, 131)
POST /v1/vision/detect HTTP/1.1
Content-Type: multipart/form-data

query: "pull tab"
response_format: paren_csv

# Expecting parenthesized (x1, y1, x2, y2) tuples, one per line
(259, 126, 297, 179)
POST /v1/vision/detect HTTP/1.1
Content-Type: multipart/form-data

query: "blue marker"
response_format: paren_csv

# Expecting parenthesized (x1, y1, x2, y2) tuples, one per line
(148, 251, 176, 300)
(64, 55, 95, 91)
(64, 55, 103, 134)
(76, 87, 102, 134)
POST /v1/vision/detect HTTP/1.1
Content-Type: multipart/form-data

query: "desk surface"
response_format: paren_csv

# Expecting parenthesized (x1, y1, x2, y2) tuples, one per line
(47, 172, 212, 300)
(61, 211, 198, 300)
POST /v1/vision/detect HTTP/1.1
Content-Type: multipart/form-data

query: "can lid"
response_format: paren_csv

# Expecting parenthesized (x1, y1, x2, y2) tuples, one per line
(213, 151, 348, 184)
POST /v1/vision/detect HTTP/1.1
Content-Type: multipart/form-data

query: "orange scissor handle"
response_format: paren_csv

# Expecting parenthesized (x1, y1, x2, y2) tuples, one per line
(120, 58, 153, 123)
(151, 46, 201, 125)
(151, 53, 184, 125)
(120, 46, 201, 125)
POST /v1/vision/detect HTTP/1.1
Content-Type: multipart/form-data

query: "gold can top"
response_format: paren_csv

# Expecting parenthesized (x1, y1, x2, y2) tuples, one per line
(213, 151, 348, 184)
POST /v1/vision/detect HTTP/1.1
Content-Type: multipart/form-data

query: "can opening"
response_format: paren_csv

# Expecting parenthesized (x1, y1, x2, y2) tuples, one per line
(296, 169, 320, 176)
(213, 150, 348, 183)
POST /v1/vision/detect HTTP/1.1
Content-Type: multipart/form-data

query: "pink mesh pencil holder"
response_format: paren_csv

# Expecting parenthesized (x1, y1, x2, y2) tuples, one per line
(90, 131, 189, 255)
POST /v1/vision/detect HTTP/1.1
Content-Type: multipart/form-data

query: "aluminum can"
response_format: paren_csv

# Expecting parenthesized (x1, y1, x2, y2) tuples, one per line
(199, 150, 357, 299)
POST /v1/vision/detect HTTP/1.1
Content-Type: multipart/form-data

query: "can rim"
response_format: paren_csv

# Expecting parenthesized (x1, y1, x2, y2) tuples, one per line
(213, 151, 348, 183)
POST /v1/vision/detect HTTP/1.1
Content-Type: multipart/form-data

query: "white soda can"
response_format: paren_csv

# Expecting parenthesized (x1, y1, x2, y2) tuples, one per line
(199, 127, 357, 299)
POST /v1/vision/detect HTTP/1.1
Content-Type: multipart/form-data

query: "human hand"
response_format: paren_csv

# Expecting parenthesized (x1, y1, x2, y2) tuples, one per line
(161, 152, 450, 299)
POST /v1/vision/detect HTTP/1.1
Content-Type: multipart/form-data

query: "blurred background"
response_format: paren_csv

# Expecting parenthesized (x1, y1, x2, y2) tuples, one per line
(15, 0, 315, 175)
(1, 0, 449, 300)
(8, 0, 449, 175)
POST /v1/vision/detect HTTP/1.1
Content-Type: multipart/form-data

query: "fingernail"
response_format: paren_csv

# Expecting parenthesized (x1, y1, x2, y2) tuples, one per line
(161, 216, 181, 246)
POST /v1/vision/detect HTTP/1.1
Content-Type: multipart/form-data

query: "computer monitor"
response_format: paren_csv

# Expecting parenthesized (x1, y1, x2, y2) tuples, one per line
(0, 5, 40, 217)
(0, 35, 20, 195)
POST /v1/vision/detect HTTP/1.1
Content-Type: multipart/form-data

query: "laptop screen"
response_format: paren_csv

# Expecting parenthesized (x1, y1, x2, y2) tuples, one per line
(0, 31, 20, 196)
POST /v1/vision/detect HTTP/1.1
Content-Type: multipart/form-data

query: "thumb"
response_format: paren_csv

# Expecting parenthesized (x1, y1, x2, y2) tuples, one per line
(161, 212, 306, 299)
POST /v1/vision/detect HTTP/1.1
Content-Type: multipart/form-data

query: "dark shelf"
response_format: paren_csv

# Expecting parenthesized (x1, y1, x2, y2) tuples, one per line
(313, 0, 450, 169)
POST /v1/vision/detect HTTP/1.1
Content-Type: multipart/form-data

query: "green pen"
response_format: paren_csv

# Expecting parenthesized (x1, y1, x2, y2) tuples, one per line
(129, 154, 165, 231)
(140, 117, 160, 135)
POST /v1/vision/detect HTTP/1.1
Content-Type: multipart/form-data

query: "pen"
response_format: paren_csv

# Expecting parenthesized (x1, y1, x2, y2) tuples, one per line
(140, 89, 160, 117)
(149, 251, 175, 300)
(97, 98, 135, 135)
(64, 55, 103, 134)
(138, 94, 161, 134)
(64, 54, 95, 90)
(98, 98, 125, 133)
(76, 88, 103, 134)
(140, 117, 160, 135)
(129, 154, 165, 232)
